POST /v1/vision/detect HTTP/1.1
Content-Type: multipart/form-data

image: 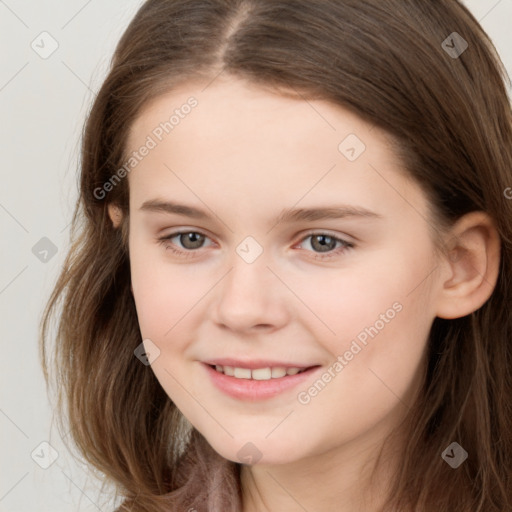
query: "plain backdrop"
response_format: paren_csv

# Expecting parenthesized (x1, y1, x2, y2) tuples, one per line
(1, 1, 511, 511)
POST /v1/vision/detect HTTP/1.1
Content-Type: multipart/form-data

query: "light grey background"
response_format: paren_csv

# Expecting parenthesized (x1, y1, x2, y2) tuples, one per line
(1, 1, 511, 511)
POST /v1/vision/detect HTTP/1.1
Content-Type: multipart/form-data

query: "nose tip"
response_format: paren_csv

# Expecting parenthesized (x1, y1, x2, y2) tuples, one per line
(212, 253, 288, 333)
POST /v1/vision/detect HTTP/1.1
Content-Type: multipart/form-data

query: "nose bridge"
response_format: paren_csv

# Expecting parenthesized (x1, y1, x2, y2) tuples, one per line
(223, 237, 272, 300)
(213, 242, 287, 330)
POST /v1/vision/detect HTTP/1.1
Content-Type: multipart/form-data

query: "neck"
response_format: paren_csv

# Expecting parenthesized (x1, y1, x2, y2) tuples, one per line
(240, 406, 407, 512)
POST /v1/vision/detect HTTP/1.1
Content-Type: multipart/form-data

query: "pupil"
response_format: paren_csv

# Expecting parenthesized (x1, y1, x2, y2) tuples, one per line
(313, 235, 334, 252)
(182, 232, 204, 249)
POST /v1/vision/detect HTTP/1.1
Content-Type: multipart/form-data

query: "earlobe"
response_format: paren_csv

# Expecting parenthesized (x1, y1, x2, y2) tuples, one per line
(108, 204, 123, 228)
(435, 211, 501, 319)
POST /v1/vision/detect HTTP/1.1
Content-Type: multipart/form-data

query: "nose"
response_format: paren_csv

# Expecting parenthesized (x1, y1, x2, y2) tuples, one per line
(212, 251, 289, 333)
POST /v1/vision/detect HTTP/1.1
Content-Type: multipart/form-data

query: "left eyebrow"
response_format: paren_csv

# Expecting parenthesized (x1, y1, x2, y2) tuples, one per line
(139, 198, 383, 227)
(274, 205, 383, 224)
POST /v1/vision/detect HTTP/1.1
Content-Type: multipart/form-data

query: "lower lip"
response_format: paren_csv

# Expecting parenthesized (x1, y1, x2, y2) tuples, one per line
(202, 363, 321, 401)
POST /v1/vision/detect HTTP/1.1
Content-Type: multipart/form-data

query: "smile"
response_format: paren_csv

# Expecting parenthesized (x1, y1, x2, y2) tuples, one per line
(202, 362, 321, 401)
(209, 364, 309, 380)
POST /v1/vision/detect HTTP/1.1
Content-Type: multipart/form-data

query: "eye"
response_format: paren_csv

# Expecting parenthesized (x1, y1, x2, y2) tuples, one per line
(157, 230, 214, 258)
(295, 232, 354, 259)
(157, 230, 355, 260)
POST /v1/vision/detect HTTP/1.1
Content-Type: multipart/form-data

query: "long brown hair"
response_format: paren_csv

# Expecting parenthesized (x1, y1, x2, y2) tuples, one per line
(39, 1, 512, 510)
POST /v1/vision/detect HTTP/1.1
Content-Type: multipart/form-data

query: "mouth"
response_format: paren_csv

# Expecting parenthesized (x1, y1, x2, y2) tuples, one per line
(202, 362, 322, 401)
(207, 363, 311, 380)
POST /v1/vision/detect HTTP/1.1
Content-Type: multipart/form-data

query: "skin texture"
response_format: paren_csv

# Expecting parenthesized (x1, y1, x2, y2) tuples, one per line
(109, 77, 500, 511)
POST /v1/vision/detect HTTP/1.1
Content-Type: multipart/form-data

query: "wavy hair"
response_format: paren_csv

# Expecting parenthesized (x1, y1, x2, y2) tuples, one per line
(40, 1, 512, 510)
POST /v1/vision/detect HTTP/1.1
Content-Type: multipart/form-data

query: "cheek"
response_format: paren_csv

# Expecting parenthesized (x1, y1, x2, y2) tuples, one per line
(295, 289, 430, 451)
(132, 276, 202, 342)
(300, 248, 434, 384)
(128, 239, 198, 338)
(287, 255, 419, 341)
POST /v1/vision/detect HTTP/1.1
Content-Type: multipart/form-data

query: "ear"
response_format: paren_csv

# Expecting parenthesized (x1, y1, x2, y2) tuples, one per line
(107, 203, 133, 294)
(108, 204, 123, 229)
(435, 211, 501, 319)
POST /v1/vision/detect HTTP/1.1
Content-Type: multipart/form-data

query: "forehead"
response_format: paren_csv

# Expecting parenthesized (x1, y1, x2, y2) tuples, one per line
(126, 76, 391, 160)
(124, 77, 426, 224)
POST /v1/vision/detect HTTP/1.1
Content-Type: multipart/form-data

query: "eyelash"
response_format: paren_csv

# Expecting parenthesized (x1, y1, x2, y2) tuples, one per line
(156, 230, 355, 260)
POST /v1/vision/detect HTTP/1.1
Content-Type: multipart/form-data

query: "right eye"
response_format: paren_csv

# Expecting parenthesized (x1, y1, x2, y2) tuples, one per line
(157, 230, 215, 257)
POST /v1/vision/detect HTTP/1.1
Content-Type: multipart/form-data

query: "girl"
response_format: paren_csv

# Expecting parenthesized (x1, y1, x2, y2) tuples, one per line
(40, 1, 512, 511)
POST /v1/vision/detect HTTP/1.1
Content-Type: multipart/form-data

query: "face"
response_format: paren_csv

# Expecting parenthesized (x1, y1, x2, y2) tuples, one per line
(123, 76, 442, 466)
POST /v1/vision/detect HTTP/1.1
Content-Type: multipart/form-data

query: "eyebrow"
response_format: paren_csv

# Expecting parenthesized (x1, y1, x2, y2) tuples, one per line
(139, 198, 383, 226)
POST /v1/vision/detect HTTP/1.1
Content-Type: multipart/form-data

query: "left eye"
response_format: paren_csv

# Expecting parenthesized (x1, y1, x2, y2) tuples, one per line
(157, 231, 354, 258)
(296, 233, 354, 256)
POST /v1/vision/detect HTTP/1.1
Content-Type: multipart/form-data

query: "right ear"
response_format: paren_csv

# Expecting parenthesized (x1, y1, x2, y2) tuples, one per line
(108, 204, 123, 228)
(107, 204, 132, 294)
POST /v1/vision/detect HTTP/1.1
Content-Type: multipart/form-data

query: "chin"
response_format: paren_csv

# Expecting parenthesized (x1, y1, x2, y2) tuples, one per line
(206, 436, 301, 467)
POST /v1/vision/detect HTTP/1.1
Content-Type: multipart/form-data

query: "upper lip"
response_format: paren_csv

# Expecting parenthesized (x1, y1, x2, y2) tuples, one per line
(202, 358, 318, 369)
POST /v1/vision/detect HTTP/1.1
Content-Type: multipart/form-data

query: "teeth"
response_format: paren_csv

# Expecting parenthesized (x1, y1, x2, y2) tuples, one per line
(271, 367, 287, 378)
(212, 365, 307, 380)
(234, 367, 251, 379)
(252, 368, 271, 380)
(224, 365, 235, 376)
